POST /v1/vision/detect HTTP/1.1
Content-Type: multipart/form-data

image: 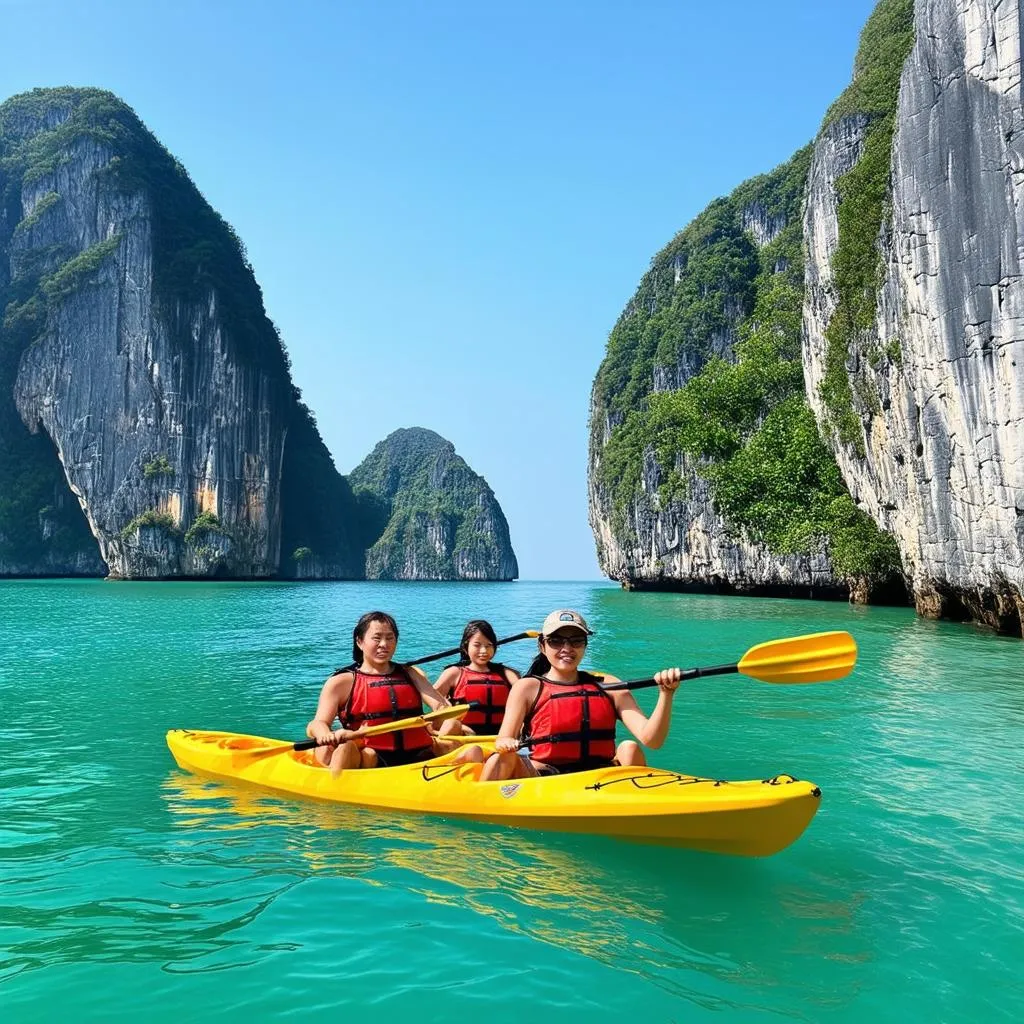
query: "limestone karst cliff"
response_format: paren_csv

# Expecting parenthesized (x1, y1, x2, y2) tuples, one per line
(0, 88, 516, 581)
(1, 88, 298, 577)
(803, 0, 1024, 633)
(590, 0, 1024, 633)
(349, 428, 519, 581)
(587, 146, 903, 602)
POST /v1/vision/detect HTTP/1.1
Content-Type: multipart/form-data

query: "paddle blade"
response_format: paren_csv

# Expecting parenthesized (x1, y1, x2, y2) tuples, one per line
(738, 631, 856, 684)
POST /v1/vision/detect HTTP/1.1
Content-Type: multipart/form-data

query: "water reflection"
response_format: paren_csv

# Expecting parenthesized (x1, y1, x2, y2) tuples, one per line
(161, 771, 872, 1012)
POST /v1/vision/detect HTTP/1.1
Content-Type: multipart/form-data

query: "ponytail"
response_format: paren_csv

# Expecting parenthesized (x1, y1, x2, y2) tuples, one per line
(525, 653, 551, 678)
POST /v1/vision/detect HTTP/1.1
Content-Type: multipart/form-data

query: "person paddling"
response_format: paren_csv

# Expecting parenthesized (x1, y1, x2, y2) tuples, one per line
(306, 611, 451, 775)
(480, 609, 682, 781)
(434, 620, 521, 737)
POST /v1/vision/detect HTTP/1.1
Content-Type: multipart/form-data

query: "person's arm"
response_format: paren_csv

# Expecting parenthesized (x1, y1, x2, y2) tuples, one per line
(306, 672, 353, 744)
(613, 668, 682, 749)
(502, 666, 521, 684)
(406, 665, 450, 711)
(434, 666, 460, 700)
(494, 678, 539, 752)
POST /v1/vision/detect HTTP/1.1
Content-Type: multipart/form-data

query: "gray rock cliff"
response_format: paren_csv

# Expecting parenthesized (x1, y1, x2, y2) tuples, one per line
(803, 0, 1024, 632)
(2, 90, 292, 578)
(0, 88, 379, 580)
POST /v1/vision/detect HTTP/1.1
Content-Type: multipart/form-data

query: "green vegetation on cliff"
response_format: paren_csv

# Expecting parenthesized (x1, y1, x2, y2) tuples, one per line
(592, 139, 901, 585)
(819, 0, 916, 447)
(120, 509, 177, 538)
(348, 427, 517, 580)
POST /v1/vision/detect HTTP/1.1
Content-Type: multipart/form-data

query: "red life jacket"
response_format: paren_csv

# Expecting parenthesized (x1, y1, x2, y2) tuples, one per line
(451, 664, 512, 730)
(341, 666, 432, 753)
(525, 673, 618, 765)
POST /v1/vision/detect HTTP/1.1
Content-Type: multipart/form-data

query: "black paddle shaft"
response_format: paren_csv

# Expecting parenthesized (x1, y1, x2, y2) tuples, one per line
(599, 662, 739, 692)
(405, 631, 532, 667)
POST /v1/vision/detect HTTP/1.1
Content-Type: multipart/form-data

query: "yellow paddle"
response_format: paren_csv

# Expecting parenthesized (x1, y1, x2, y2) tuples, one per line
(236, 705, 473, 761)
(425, 633, 854, 744)
(599, 630, 857, 691)
(436, 733, 499, 747)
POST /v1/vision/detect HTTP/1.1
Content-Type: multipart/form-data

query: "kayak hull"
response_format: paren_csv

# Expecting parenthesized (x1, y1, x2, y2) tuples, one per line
(165, 728, 821, 857)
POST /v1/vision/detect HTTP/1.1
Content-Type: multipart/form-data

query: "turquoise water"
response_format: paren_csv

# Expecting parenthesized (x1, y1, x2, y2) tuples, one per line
(1, 579, 1021, 1021)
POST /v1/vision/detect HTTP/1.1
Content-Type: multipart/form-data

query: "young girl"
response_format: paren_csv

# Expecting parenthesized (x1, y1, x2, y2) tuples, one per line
(434, 620, 521, 736)
(480, 608, 682, 781)
(306, 610, 451, 775)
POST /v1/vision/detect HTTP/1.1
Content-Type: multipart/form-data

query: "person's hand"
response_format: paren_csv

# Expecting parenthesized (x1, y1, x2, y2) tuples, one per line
(333, 728, 366, 744)
(309, 722, 336, 745)
(495, 737, 520, 754)
(654, 667, 682, 693)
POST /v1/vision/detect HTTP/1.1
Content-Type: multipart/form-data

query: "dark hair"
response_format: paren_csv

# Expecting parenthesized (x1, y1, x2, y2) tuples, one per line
(352, 610, 399, 663)
(525, 652, 551, 677)
(456, 619, 499, 666)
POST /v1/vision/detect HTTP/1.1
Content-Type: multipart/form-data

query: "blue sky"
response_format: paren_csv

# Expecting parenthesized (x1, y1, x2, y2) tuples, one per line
(1, 0, 877, 579)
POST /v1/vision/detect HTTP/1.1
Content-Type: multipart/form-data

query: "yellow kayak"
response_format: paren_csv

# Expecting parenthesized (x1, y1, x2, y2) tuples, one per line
(165, 728, 822, 857)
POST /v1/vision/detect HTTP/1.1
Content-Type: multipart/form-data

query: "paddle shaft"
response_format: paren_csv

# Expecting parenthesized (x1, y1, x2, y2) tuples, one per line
(294, 736, 339, 752)
(405, 631, 536, 667)
(291, 704, 473, 752)
(600, 662, 738, 691)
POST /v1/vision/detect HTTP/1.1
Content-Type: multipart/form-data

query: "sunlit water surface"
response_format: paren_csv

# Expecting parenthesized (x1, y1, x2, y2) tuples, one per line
(1, 580, 1021, 1021)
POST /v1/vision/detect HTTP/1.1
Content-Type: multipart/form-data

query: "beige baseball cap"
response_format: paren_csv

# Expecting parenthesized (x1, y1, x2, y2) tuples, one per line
(540, 609, 593, 637)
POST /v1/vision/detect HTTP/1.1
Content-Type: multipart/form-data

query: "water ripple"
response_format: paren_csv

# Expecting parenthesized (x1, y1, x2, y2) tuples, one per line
(1, 580, 1022, 1022)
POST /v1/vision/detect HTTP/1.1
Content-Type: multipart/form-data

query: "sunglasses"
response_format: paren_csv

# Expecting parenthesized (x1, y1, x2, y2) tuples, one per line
(544, 634, 587, 650)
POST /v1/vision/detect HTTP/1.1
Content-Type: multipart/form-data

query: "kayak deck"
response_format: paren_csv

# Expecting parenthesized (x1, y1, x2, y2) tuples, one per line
(166, 728, 821, 857)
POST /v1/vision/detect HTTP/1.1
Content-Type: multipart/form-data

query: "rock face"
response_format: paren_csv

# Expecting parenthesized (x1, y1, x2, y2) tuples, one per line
(587, 148, 901, 600)
(803, 0, 1024, 632)
(589, 440, 840, 596)
(1, 89, 294, 578)
(0, 89, 513, 583)
(348, 428, 518, 581)
(0, 88, 384, 580)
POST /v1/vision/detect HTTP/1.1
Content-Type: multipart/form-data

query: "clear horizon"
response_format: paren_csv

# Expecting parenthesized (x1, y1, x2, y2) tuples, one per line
(1, 0, 879, 579)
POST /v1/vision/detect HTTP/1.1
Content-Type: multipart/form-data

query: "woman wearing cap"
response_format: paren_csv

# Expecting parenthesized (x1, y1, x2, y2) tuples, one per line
(479, 609, 682, 781)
